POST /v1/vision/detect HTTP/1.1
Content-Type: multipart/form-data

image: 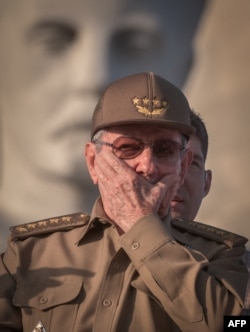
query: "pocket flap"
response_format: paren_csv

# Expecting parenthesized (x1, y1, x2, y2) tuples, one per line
(13, 279, 83, 310)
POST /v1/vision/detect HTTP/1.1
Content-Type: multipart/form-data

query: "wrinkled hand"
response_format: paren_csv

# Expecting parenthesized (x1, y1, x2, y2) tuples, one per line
(95, 150, 180, 233)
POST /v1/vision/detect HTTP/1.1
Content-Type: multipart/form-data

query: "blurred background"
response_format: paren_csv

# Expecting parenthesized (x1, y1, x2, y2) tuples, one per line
(184, 0, 250, 249)
(0, 0, 249, 251)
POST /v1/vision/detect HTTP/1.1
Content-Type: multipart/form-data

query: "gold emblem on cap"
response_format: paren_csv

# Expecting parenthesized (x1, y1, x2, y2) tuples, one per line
(132, 96, 168, 116)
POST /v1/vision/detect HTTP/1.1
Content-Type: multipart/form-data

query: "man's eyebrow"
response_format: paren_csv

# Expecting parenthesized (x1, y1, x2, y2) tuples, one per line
(26, 20, 76, 40)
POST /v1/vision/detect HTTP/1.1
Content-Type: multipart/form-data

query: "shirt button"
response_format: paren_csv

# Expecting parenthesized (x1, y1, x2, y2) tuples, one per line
(39, 296, 48, 304)
(132, 242, 140, 250)
(102, 299, 112, 307)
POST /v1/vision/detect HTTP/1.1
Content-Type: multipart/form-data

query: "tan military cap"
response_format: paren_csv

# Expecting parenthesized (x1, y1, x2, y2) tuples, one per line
(91, 72, 195, 138)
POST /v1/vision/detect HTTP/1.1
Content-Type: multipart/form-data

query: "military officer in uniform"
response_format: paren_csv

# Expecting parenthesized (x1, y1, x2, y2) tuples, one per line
(0, 72, 248, 331)
(171, 110, 212, 221)
(171, 110, 250, 316)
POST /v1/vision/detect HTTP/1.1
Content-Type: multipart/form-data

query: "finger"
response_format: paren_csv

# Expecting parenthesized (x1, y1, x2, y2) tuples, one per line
(151, 173, 180, 212)
(95, 149, 126, 175)
(154, 173, 180, 194)
(94, 150, 118, 183)
(96, 150, 140, 188)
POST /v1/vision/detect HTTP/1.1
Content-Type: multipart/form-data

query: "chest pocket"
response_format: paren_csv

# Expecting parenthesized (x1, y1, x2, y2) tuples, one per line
(13, 278, 83, 332)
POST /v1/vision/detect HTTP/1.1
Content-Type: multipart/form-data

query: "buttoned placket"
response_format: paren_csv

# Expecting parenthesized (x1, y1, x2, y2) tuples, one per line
(92, 249, 129, 331)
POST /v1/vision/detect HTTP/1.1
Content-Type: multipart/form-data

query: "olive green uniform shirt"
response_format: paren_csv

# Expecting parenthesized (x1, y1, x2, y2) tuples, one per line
(0, 198, 248, 331)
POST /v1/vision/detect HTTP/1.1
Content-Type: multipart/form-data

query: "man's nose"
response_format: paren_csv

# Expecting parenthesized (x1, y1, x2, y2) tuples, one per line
(69, 28, 111, 94)
(135, 146, 159, 176)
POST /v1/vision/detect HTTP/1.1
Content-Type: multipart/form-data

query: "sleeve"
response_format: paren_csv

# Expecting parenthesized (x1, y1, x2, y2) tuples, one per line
(0, 238, 22, 331)
(119, 213, 248, 332)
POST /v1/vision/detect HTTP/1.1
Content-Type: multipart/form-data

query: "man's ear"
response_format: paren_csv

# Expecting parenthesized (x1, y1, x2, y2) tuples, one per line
(204, 170, 212, 197)
(179, 149, 193, 185)
(85, 142, 98, 184)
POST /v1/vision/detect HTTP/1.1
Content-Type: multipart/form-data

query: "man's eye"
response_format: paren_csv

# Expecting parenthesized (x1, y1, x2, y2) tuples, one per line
(27, 22, 77, 55)
(160, 144, 174, 154)
(118, 144, 140, 151)
(190, 160, 201, 169)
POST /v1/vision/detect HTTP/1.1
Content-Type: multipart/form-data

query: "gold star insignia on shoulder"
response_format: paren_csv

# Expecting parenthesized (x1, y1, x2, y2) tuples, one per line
(10, 212, 90, 240)
(49, 218, 60, 224)
(172, 218, 248, 248)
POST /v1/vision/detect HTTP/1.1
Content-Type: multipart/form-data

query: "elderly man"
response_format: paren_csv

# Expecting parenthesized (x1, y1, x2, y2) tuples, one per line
(0, 73, 248, 331)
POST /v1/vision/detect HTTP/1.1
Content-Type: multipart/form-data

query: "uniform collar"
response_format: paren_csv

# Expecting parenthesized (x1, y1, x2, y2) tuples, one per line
(76, 198, 173, 244)
(76, 197, 112, 244)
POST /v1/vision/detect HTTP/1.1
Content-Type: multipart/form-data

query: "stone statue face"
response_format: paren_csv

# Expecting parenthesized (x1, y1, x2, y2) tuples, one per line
(0, 0, 205, 182)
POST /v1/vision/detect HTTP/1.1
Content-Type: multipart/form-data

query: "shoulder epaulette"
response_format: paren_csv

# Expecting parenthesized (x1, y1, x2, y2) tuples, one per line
(171, 218, 248, 248)
(10, 212, 90, 240)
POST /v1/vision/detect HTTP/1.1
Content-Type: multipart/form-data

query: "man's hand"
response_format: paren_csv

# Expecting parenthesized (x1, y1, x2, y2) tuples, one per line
(94, 150, 180, 233)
